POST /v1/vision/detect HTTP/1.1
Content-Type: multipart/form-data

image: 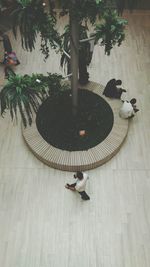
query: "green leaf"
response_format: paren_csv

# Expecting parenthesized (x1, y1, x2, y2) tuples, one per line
(94, 10, 127, 55)
(0, 72, 67, 127)
(96, 0, 102, 4)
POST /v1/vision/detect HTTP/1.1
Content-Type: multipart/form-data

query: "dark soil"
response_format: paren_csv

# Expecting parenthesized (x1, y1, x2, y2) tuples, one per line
(36, 89, 114, 151)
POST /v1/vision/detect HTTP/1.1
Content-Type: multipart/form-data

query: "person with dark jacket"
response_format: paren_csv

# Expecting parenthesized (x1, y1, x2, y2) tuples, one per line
(103, 79, 126, 99)
(2, 34, 12, 53)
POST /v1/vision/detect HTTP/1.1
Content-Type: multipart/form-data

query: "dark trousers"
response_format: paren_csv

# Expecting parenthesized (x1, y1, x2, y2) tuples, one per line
(78, 191, 90, 200)
(104, 88, 123, 99)
(113, 89, 122, 99)
(68, 183, 90, 200)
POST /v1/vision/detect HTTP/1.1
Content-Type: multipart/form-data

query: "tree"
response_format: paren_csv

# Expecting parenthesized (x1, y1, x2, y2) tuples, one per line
(0, 0, 138, 124)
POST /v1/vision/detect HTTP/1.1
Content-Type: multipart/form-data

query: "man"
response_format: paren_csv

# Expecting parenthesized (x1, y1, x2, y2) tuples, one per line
(103, 79, 126, 99)
(65, 171, 90, 200)
(119, 98, 139, 119)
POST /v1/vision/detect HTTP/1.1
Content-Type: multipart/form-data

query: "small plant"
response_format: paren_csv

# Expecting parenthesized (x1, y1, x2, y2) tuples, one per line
(46, 73, 69, 97)
(0, 73, 44, 127)
(0, 72, 68, 127)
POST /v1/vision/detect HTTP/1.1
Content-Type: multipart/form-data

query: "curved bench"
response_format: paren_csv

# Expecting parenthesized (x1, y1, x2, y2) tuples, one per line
(22, 81, 129, 171)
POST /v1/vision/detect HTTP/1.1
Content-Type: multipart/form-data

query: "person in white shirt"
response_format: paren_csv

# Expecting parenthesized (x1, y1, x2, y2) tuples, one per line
(119, 98, 139, 119)
(65, 171, 90, 200)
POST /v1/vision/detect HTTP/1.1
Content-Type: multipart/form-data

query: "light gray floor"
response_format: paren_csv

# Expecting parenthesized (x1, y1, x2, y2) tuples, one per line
(0, 11, 150, 267)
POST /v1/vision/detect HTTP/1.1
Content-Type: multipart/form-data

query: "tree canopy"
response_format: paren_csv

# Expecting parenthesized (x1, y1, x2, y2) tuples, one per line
(0, 0, 139, 126)
(10, 0, 138, 58)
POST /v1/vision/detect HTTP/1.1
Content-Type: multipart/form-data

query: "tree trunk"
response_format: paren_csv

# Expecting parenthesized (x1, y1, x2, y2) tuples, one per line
(69, 2, 79, 116)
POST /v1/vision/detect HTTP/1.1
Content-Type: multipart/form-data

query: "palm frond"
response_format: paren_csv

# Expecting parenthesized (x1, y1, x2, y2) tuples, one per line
(0, 72, 66, 127)
(18, 101, 27, 127)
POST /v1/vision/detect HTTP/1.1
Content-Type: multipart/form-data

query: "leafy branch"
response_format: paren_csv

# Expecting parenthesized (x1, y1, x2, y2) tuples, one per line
(94, 10, 127, 55)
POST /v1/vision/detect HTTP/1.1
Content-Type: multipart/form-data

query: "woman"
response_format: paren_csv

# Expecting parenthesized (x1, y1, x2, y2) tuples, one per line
(2, 34, 20, 66)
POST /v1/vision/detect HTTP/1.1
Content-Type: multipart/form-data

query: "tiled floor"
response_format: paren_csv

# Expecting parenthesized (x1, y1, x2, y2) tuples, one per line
(0, 10, 150, 267)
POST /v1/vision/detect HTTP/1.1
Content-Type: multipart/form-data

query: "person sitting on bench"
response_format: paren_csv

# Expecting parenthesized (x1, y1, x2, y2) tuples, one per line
(103, 78, 126, 99)
(119, 98, 139, 119)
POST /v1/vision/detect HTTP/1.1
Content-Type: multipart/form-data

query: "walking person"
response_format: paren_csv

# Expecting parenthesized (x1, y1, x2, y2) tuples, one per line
(2, 34, 12, 53)
(0, 34, 20, 77)
(65, 171, 90, 200)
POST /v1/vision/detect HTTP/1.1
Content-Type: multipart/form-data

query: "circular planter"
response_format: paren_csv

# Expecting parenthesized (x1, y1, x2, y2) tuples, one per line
(36, 89, 114, 151)
(22, 81, 129, 171)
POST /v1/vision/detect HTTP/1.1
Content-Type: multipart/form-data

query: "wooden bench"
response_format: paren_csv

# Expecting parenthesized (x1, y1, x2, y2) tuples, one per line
(22, 81, 129, 171)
